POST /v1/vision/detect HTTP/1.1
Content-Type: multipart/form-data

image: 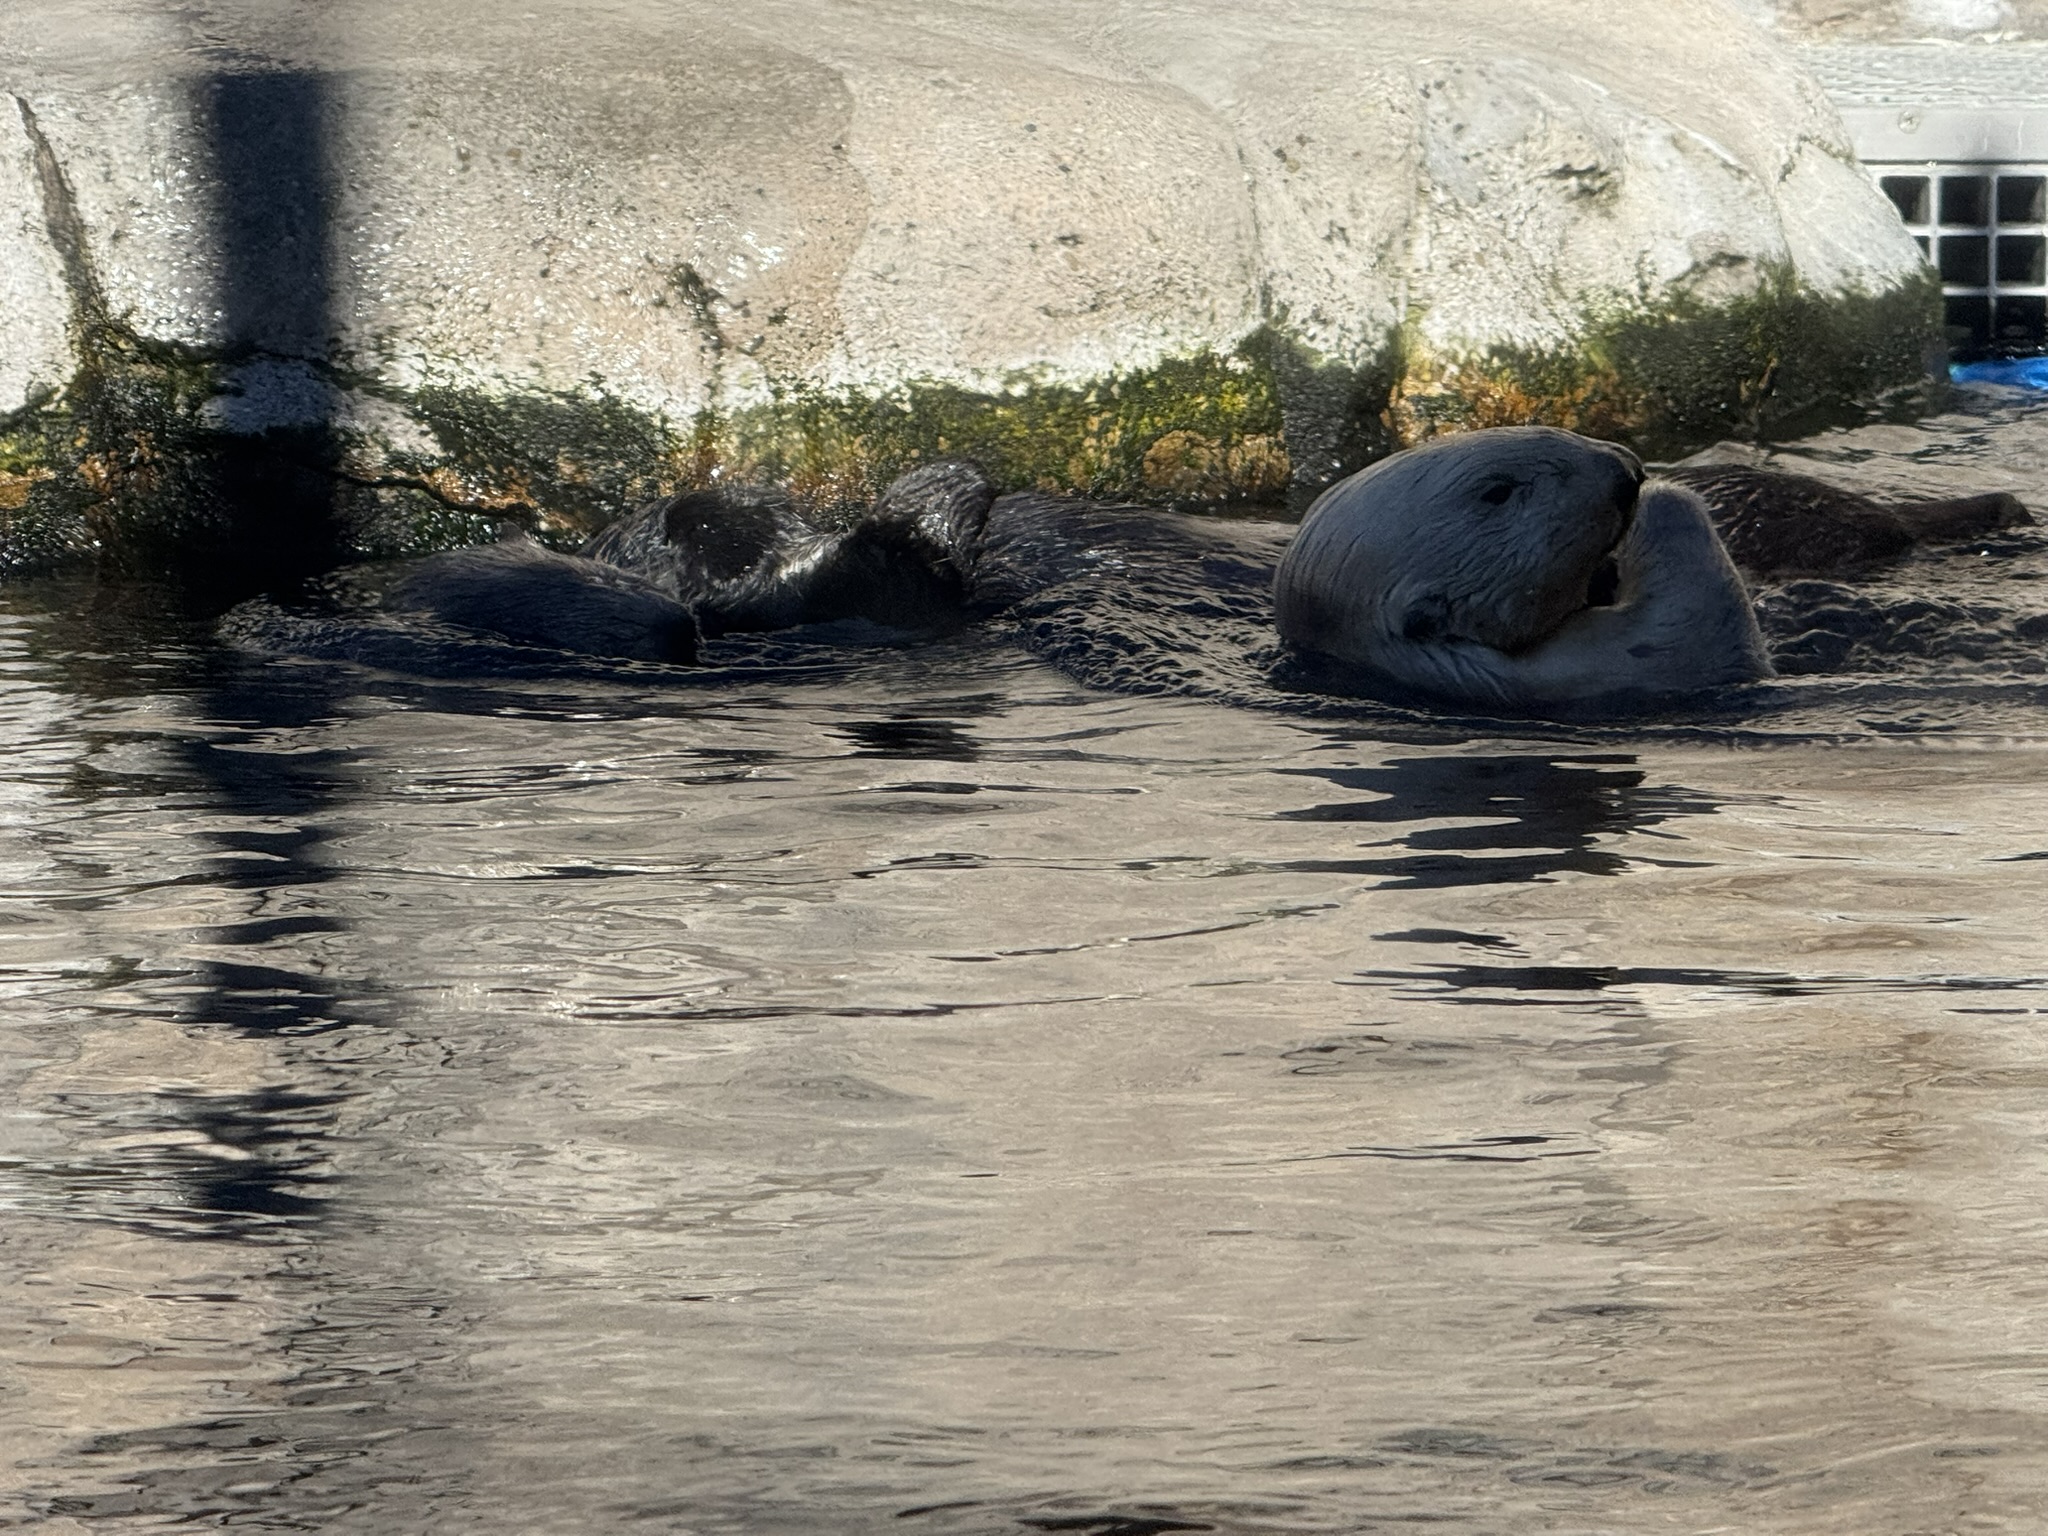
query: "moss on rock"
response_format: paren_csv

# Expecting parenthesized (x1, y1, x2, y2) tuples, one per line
(714, 346, 1295, 521)
(1386, 265, 1944, 459)
(0, 268, 1945, 585)
(393, 384, 710, 540)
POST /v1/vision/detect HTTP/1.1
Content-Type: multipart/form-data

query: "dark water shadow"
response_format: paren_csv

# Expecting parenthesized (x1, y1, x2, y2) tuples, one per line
(1258, 752, 1731, 888)
(1353, 960, 2048, 1007)
(19, 619, 454, 1526)
(18, 656, 367, 1254)
(838, 713, 984, 761)
(5, 590, 365, 1249)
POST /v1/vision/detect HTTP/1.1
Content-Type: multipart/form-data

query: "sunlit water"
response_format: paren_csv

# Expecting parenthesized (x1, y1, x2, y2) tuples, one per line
(6, 398, 2048, 1534)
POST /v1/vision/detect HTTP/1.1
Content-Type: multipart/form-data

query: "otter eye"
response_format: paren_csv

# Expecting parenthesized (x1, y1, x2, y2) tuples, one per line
(1478, 479, 1517, 506)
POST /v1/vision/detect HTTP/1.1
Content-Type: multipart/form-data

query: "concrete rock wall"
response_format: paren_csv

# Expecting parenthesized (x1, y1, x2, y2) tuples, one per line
(1734, 0, 2048, 41)
(0, 0, 1938, 562)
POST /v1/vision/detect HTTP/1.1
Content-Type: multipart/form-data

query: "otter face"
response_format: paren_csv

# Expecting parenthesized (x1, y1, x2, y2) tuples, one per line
(1274, 426, 1643, 664)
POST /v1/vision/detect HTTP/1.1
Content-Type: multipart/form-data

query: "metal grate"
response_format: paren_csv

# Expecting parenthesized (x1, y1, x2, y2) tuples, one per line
(1874, 164, 2048, 357)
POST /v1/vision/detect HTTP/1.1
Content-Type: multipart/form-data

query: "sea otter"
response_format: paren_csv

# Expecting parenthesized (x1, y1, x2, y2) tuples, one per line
(384, 536, 699, 664)
(369, 426, 2032, 710)
(1272, 426, 1773, 707)
(1661, 463, 2028, 578)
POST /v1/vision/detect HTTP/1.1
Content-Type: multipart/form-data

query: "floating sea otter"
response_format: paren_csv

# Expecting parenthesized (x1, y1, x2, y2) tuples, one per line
(382, 459, 995, 667)
(1271, 427, 1772, 707)
(373, 426, 2031, 709)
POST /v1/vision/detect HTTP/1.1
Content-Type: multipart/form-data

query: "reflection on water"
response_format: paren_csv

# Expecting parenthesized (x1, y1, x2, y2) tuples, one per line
(13, 392, 2048, 1532)
(839, 710, 988, 762)
(6, 571, 2048, 1535)
(1363, 959, 2048, 1001)
(1266, 754, 1727, 887)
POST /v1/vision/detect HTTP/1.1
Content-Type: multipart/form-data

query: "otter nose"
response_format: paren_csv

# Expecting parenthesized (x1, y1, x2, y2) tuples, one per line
(1588, 442, 1643, 531)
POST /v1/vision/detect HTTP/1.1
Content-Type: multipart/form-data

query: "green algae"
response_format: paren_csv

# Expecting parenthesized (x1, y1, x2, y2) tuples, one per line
(0, 267, 1946, 583)
(717, 345, 1294, 520)
(0, 355, 504, 585)
(1387, 265, 1945, 460)
(379, 333, 1396, 537)
(0, 397, 85, 578)
(394, 383, 704, 541)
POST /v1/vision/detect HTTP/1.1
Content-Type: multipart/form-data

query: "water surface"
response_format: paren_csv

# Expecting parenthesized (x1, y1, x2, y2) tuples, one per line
(6, 404, 2048, 1533)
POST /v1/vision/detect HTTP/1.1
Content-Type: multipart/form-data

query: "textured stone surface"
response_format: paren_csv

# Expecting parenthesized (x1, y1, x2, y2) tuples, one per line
(0, 0, 1936, 542)
(1799, 38, 2048, 103)
(1737, 0, 2048, 42)
(0, 101, 73, 413)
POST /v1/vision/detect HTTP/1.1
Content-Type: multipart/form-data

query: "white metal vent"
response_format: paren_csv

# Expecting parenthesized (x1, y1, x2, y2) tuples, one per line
(1796, 43, 2048, 359)
(1873, 165, 2048, 355)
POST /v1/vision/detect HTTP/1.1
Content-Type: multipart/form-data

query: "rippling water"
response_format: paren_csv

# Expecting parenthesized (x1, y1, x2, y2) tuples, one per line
(6, 401, 2048, 1534)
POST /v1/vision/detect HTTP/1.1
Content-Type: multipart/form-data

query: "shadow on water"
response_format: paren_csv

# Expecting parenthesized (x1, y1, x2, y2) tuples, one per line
(1262, 752, 1729, 888)
(836, 700, 1000, 761)
(28, 619, 435, 1527)
(14, 56, 468, 1526)
(1353, 958, 2048, 1007)
(191, 66, 349, 596)
(30, 52, 360, 1246)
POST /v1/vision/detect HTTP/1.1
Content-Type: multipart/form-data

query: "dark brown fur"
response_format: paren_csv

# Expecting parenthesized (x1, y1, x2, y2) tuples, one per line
(1665, 465, 2031, 579)
(385, 536, 698, 663)
(585, 463, 995, 637)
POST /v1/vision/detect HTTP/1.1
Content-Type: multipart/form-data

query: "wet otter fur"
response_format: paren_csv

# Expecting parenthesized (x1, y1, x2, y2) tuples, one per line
(385, 536, 698, 664)
(1665, 464, 2030, 578)
(1273, 427, 1773, 707)
(584, 465, 994, 636)
(380, 468, 995, 661)
(369, 426, 2033, 711)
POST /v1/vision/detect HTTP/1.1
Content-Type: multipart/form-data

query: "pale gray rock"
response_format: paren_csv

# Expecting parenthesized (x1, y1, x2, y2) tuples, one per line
(1734, 0, 2046, 41)
(0, 0, 1926, 456)
(0, 100, 75, 411)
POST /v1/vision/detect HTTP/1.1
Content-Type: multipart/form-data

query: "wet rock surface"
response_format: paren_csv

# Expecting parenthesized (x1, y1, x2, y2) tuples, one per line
(1671, 389, 2048, 682)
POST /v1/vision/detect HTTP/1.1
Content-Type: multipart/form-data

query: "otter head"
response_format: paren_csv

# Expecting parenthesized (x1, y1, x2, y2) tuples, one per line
(1273, 426, 1643, 665)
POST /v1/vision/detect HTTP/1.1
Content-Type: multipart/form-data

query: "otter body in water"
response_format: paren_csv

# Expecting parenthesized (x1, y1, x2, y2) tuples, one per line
(1272, 427, 1773, 708)
(354, 426, 2033, 712)
(386, 537, 699, 664)
(1664, 464, 2028, 579)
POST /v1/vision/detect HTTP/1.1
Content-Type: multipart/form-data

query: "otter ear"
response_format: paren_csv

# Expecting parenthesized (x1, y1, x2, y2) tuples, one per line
(1398, 591, 1450, 642)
